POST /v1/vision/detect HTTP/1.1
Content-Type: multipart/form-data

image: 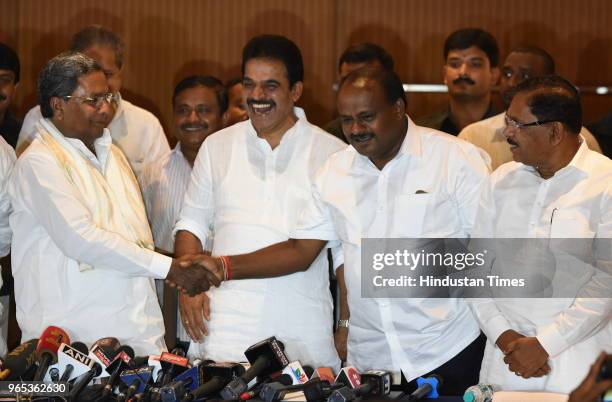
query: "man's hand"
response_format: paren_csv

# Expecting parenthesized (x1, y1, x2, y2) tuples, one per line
(503, 337, 550, 379)
(188, 254, 225, 282)
(495, 329, 525, 353)
(569, 352, 612, 402)
(166, 255, 221, 296)
(179, 292, 211, 342)
(334, 326, 348, 361)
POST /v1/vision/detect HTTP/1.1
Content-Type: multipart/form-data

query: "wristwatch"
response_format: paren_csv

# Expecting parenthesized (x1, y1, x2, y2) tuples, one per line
(337, 319, 349, 329)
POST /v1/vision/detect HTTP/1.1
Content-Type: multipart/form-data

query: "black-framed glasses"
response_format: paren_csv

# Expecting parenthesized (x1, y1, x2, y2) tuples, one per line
(63, 92, 118, 108)
(504, 114, 558, 129)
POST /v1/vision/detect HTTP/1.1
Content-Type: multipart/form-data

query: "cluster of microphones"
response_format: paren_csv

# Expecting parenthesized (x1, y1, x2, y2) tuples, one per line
(0, 325, 444, 401)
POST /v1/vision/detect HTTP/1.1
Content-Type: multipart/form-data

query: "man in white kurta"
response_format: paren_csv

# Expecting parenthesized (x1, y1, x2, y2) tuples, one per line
(0, 136, 14, 358)
(16, 26, 169, 177)
(174, 35, 344, 369)
(9, 53, 212, 355)
(469, 75, 612, 393)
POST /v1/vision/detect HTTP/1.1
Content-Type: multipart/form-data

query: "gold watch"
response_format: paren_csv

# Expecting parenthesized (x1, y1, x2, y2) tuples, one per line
(337, 319, 349, 329)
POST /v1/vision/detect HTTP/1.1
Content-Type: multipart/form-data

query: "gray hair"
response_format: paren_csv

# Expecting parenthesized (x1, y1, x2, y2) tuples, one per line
(38, 52, 102, 118)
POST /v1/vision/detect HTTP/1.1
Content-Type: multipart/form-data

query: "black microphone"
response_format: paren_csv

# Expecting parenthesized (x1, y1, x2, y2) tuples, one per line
(238, 373, 293, 401)
(0, 339, 38, 380)
(303, 378, 344, 402)
(182, 362, 246, 401)
(221, 337, 289, 400)
(329, 370, 392, 402)
(70, 362, 103, 400)
(409, 374, 443, 401)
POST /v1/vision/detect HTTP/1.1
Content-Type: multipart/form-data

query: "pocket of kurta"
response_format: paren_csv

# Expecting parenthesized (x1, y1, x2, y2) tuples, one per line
(392, 194, 431, 237)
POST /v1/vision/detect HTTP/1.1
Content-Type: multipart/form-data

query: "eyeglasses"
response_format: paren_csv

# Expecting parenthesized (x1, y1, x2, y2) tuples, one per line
(63, 92, 118, 108)
(504, 114, 557, 129)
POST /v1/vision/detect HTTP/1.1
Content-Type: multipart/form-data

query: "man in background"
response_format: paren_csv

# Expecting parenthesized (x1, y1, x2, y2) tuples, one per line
(139, 75, 227, 347)
(0, 43, 21, 149)
(225, 78, 248, 126)
(324, 42, 394, 142)
(459, 46, 601, 169)
(416, 28, 500, 135)
(17, 25, 170, 178)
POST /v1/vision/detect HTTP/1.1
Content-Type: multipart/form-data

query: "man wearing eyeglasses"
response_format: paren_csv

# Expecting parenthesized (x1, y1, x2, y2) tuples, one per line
(17, 25, 170, 179)
(7, 52, 218, 354)
(459, 46, 601, 170)
(469, 75, 612, 393)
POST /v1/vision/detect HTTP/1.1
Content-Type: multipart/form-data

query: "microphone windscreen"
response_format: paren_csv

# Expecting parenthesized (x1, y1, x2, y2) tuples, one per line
(115, 345, 135, 359)
(277, 374, 293, 386)
(70, 342, 88, 355)
(303, 366, 314, 379)
(36, 326, 70, 360)
(91, 337, 120, 352)
(3, 339, 38, 377)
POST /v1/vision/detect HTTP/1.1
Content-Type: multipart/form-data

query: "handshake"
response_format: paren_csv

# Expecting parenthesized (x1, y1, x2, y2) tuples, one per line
(165, 254, 228, 296)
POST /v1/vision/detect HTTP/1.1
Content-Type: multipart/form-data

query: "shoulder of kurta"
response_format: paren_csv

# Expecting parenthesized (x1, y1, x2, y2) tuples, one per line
(119, 99, 165, 132)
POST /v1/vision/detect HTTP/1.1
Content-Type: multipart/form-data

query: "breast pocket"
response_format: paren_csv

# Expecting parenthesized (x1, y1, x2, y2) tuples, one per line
(392, 194, 431, 237)
(550, 208, 595, 239)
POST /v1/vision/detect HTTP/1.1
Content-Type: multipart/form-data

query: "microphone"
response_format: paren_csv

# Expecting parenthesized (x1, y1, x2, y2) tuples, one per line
(409, 374, 443, 400)
(49, 367, 60, 382)
(118, 366, 154, 401)
(156, 350, 189, 386)
(32, 326, 70, 381)
(282, 361, 313, 384)
(335, 366, 361, 389)
(158, 365, 203, 402)
(49, 342, 96, 383)
(0, 339, 38, 380)
(220, 336, 289, 400)
(70, 362, 103, 400)
(183, 362, 246, 401)
(101, 346, 137, 399)
(303, 378, 344, 402)
(239, 373, 292, 401)
(310, 367, 336, 384)
(329, 370, 392, 402)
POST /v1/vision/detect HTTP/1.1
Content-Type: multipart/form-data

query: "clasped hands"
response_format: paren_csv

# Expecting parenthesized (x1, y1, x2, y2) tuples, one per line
(497, 329, 551, 379)
(165, 254, 225, 296)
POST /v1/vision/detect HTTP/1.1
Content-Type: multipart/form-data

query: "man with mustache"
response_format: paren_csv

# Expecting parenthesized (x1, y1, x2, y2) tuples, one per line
(186, 67, 491, 394)
(139, 75, 228, 347)
(17, 25, 170, 178)
(8, 53, 216, 355)
(0, 42, 21, 149)
(173, 35, 345, 369)
(459, 46, 601, 169)
(469, 75, 611, 392)
(416, 28, 500, 136)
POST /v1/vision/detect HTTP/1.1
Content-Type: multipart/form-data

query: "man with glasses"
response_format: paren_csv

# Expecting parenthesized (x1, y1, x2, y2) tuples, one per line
(17, 25, 170, 178)
(459, 46, 601, 170)
(469, 75, 612, 392)
(8, 53, 216, 354)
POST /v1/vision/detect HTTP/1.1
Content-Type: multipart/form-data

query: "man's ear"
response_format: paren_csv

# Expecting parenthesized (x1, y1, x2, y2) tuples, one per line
(50, 97, 65, 120)
(222, 110, 230, 127)
(442, 65, 449, 86)
(393, 97, 406, 119)
(549, 122, 565, 146)
(290, 81, 303, 103)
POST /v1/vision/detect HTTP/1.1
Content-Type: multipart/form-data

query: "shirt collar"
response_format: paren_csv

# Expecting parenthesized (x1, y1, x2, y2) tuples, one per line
(40, 118, 113, 171)
(246, 106, 307, 149)
(518, 136, 590, 179)
(111, 92, 124, 122)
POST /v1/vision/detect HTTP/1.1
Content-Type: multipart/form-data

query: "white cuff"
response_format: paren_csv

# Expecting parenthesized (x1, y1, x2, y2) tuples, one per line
(537, 323, 569, 358)
(173, 219, 211, 248)
(485, 314, 514, 348)
(291, 228, 338, 242)
(149, 252, 173, 279)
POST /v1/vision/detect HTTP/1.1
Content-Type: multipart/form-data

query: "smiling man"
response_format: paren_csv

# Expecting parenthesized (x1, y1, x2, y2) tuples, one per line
(469, 75, 612, 392)
(173, 35, 345, 369)
(8, 53, 215, 354)
(185, 67, 491, 394)
(416, 28, 500, 135)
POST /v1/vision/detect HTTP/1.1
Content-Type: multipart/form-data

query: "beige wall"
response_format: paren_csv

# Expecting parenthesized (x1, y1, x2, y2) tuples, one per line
(1, 0, 611, 142)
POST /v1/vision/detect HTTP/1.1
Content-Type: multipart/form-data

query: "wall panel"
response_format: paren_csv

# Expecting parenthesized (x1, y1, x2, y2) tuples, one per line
(6, 0, 612, 137)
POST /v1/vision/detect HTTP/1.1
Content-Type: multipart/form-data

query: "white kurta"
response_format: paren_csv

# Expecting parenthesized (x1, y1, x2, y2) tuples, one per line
(0, 137, 15, 358)
(17, 95, 170, 178)
(9, 120, 172, 355)
(292, 118, 490, 381)
(469, 141, 612, 393)
(174, 108, 344, 370)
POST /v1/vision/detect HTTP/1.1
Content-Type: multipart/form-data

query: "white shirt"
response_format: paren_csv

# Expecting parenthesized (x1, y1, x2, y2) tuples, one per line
(174, 108, 345, 369)
(9, 124, 172, 355)
(459, 113, 602, 170)
(469, 142, 612, 393)
(139, 144, 201, 342)
(292, 118, 490, 381)
(17, 96, 170, 177)
(0, 136, 15, 358)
